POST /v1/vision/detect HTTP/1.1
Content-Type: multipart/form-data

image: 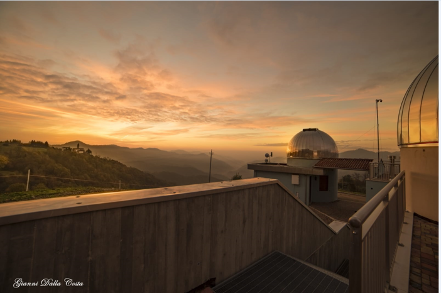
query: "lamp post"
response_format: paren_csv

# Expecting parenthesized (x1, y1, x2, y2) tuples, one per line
(376, 99, 382, 163)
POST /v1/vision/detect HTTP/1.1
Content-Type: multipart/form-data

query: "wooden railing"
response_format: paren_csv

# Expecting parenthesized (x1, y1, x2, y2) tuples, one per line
(349, 170, 406, 293)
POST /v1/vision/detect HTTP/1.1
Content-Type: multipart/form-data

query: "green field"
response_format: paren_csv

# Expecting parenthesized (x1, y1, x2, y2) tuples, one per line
(0, 187, 123, 204)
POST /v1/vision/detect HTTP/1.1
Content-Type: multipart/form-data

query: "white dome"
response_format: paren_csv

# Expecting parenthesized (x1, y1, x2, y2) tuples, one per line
(287, 128, 338, 159)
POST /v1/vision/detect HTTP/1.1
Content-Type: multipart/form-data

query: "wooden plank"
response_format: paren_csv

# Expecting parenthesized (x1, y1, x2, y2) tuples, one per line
(250, 187, 260, 263)
(186, 196, 205, 290)
(155, 202, 167, 292)
(257, 186, 265, 258)
(104, 208, 122, 293)
(52, 214, 73, 290)
(201, 195, 213, 283)
(241, 188, 253, 269)
(120, 206, 134, 293)
(209, 192, 226, 283)
(165, 201, 177, 293)
(223, 192, 236, 280)
(29, 217, 58, 293)
(65, 212, 91, 293)
(0, 224, 11, 289)
(89, 210, 106, 293)
(293, 198, 303, 258)
(144, 203, 157, 293)
(273, 186, 284, 250)
(286, 194, 296, 256)
(131, 205, 146, 293)
(176, 198, 188, 290)
(4, 220, 35, 292)
(235, 189, 247, 271)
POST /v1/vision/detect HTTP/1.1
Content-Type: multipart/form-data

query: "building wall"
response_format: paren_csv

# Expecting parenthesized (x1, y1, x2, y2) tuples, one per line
(310, 169, 338, 203)
(287, 158, 320, 168)
(400, 146, 438, 221)
(0, 181, 343, 293)
(254, 170, 309, 204)
(366, 180, 389, 202)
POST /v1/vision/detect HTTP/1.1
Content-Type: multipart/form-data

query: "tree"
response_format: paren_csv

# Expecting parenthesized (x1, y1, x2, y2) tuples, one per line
(0, 155, 8, 169)
(231, 173, 242, 180)
(86, 148, 92, 155)
(44, 141, 49, 147)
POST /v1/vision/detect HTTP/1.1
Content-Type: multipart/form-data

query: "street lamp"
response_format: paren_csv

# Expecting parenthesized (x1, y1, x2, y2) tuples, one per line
(376, 99, 382, 163)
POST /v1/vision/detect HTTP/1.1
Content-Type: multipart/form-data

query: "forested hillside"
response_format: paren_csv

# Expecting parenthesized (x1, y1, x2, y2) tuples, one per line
(0, 142, 170, 194)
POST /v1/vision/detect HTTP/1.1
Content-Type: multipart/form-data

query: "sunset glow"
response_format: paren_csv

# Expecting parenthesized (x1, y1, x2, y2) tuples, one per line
(0, 2, 437, 156)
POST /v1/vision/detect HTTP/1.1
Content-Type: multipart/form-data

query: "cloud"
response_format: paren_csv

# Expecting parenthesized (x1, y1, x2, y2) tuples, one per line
(98, 28, 121, 44)
(255, 143, 287, 146)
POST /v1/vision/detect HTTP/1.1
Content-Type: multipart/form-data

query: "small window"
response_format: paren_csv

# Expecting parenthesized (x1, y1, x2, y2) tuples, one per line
(292, 175, 299, 185)
(319, 176, 328, 191)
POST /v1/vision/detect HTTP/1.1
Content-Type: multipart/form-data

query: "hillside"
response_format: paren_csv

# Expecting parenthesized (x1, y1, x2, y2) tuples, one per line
(56, 141, 234, 184)
(0, 143, 170, 193)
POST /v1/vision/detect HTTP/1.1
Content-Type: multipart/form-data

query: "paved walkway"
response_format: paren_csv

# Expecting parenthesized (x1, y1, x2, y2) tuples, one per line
(409, 214, 438, 293)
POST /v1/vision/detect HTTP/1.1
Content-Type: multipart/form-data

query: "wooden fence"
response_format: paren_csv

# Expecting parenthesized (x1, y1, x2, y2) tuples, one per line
(0, 178, 347, 292)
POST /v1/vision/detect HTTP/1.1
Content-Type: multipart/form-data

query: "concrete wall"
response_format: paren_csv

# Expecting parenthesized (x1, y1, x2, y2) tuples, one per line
(287, 158, 320, 168)
(255, 171, 310, 204)
(366, 180, 389, 202)
(400, 146, 438, 221)
(311, 169, 338, 203)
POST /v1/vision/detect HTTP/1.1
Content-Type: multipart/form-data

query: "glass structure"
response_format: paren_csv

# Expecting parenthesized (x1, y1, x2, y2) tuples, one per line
(287, 128, 339, 159)
(397, 56, 438, 146)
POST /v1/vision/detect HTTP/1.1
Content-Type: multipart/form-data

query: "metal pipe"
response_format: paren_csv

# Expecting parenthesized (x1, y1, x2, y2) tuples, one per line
(376, 99, 382, 163)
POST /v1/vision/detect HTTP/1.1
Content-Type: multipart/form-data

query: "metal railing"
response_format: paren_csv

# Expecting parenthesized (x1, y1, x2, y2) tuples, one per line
(348, 170, 405, 293)
(369, 162, 400, 181)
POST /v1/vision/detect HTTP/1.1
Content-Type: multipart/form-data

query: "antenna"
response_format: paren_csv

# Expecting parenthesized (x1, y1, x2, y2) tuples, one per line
(208, 150, 213, 182)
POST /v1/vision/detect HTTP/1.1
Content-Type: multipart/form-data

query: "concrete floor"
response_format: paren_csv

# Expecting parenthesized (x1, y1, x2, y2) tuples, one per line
(309, 192, 365, 224)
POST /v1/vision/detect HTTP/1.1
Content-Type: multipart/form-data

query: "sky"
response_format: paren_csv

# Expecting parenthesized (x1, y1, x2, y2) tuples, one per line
(0, 2, 438, 158)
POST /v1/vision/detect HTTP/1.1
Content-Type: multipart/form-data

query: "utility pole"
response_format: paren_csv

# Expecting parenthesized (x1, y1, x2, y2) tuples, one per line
(26, 169, 30, 191)
(376, 99, 382, 163)
(208, 149, 213, 183)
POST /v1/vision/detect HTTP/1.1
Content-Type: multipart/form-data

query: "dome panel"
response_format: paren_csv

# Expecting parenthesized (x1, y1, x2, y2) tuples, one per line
(397, 56, 439, 146)
(421, 67, 438, 142)
(287, 128, 338, 159)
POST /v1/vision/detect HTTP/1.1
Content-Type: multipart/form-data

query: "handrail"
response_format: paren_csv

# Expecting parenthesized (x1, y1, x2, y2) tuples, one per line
(349, 170, 406, 293)
(349, 170, 404, 228)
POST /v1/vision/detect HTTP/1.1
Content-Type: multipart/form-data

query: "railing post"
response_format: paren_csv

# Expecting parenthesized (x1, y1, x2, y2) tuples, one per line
(384, 192, 390, 284)
(349, 219, 363, 293)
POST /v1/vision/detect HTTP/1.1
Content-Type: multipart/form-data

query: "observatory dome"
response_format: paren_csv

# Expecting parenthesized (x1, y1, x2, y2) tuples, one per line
(397, 56, 438, 146)
(287, 128, 338, 159)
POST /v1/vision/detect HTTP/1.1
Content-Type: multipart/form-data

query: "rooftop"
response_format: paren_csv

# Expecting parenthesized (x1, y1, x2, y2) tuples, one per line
(212, 251, 349, 293)
(313, 158, 372, 171)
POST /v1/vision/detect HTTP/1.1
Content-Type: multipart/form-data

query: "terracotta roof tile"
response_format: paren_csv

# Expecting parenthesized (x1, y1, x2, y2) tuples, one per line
(314, 158, 373, 171)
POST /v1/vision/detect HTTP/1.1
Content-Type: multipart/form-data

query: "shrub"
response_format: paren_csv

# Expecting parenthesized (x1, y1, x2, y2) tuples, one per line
(34, 183, 47, 190)
(231, 173, 242, 180)
(6, 183, 27, 192)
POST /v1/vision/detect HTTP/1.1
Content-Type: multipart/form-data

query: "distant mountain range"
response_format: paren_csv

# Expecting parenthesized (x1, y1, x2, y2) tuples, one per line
(55, 142, 401, 185)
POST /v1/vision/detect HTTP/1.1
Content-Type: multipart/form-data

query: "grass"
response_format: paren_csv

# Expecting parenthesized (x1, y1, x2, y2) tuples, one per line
(0, 187, 125, 204)
(338, 189, 366, 196)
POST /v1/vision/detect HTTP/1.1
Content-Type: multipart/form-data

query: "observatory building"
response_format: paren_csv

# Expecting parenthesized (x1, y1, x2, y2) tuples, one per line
(248, 128, 371, 205)
(397, 55, 438, 221)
